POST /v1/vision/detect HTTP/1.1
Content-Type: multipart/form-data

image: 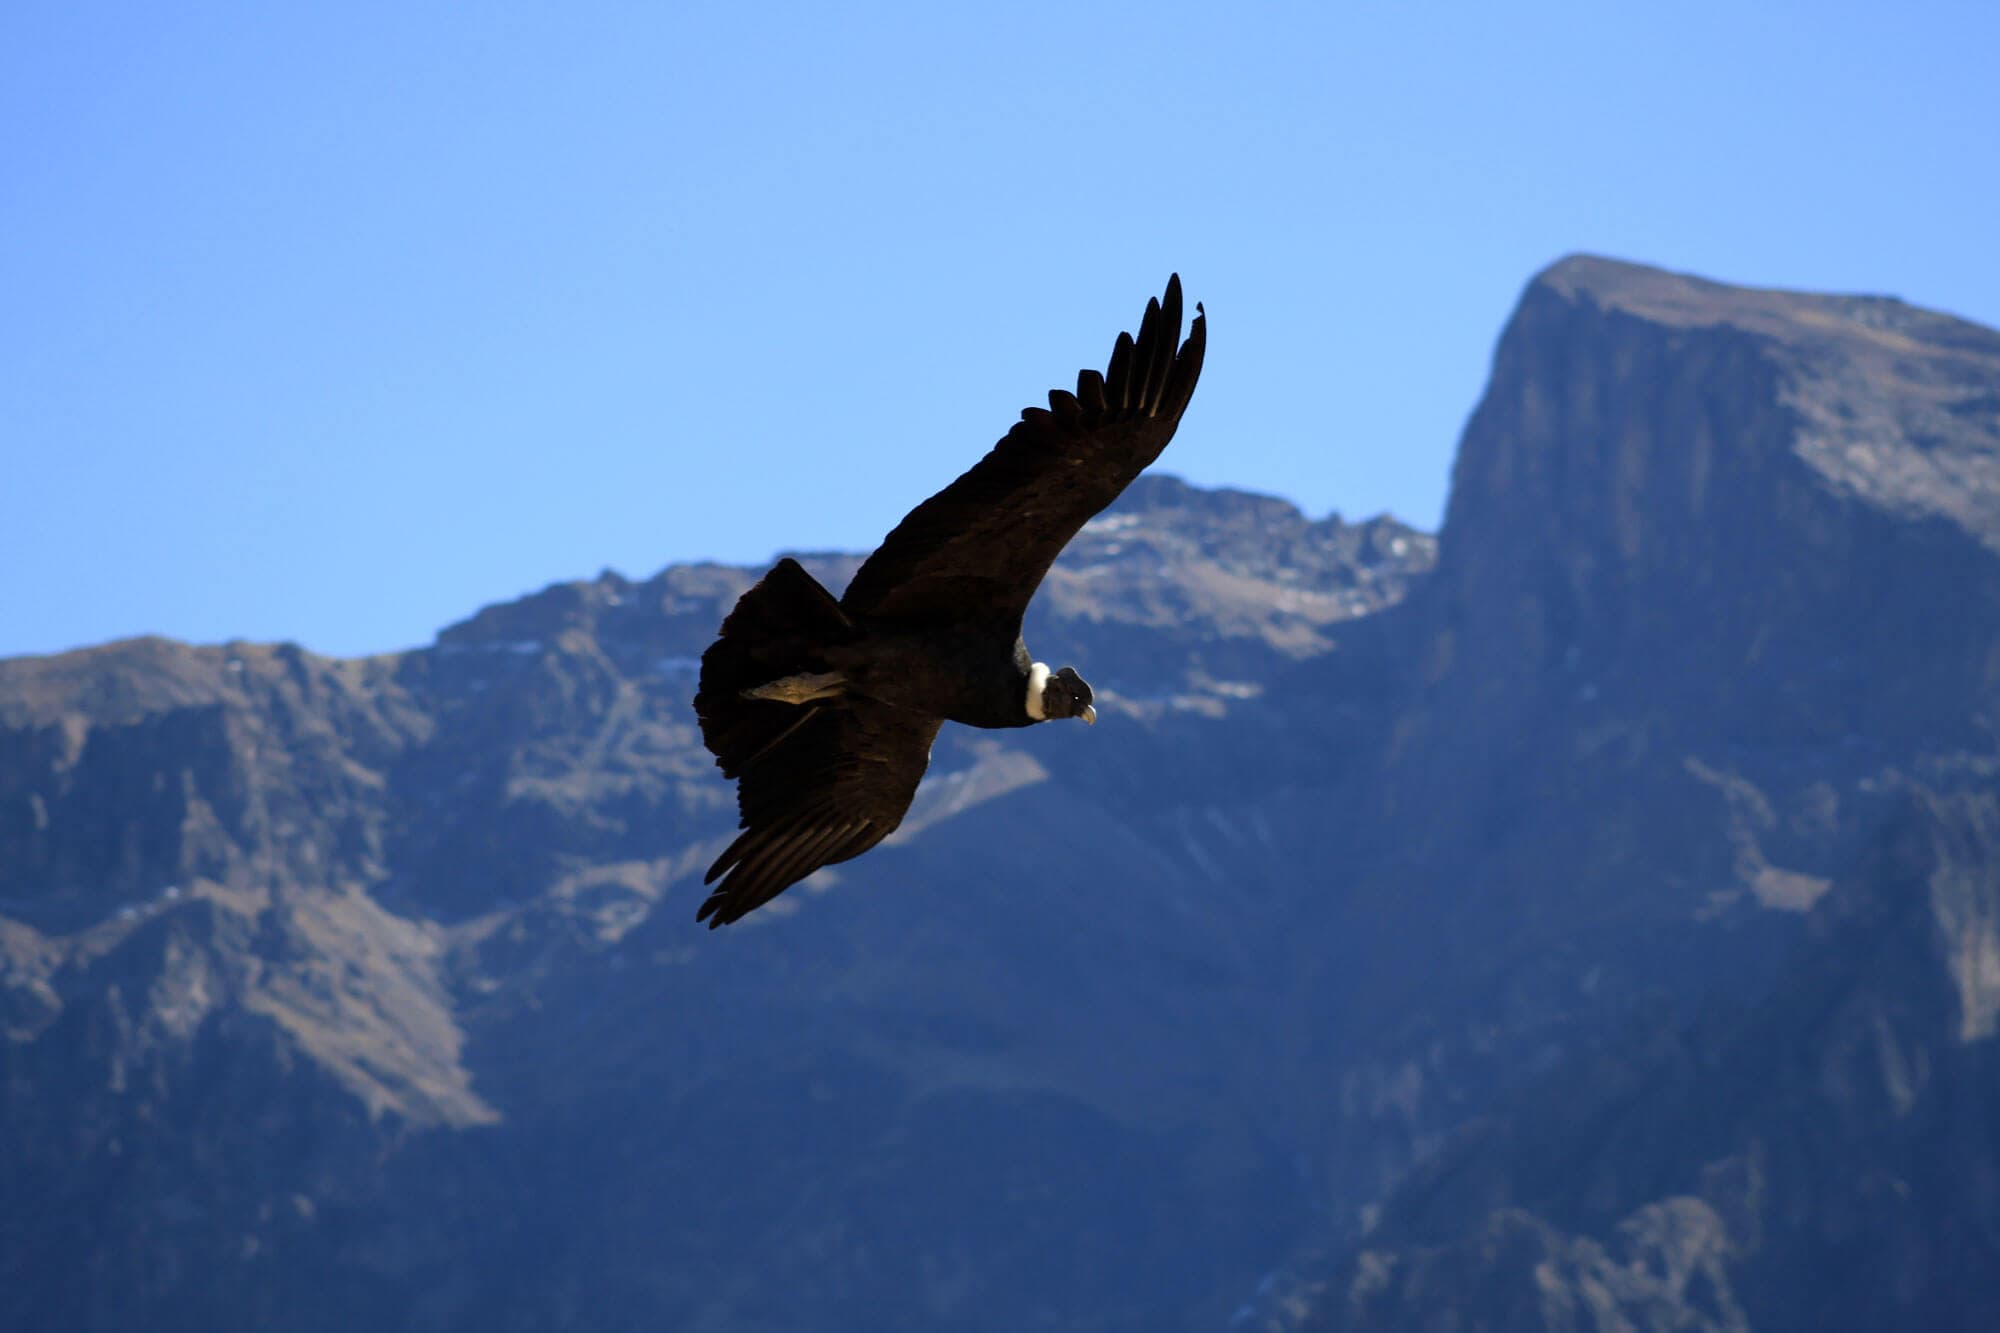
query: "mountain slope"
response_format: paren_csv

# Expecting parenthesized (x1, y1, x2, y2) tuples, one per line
(1, 477, 1434, 1332)
(1252, 256, 2000, 1330)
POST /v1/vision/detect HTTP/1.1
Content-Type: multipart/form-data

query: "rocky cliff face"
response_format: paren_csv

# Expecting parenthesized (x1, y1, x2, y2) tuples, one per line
(1265, 258, 2000, 1331)
(1303, 788, 2000, 1333)
(4, 256, 1998, 1332)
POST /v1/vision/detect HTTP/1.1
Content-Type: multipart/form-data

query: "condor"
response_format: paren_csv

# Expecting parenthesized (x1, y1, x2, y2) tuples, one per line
(693, 276, 1206, 926)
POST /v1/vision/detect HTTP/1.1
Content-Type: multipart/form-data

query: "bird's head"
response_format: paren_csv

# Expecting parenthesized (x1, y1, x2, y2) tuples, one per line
(1027, 662, 1096, 725)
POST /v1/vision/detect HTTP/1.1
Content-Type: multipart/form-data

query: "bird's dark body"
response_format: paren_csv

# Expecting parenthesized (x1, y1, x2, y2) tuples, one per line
(827, 622, 1036, 730)
(692, 276, 1206, 926)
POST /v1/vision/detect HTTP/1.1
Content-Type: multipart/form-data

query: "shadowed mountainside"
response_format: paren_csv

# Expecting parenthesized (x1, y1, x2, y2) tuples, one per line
(1255, 257, 2000, 1331)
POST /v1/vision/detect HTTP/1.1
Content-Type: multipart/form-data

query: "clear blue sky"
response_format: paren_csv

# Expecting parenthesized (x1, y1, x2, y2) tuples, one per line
(7, 2, 1998, 659)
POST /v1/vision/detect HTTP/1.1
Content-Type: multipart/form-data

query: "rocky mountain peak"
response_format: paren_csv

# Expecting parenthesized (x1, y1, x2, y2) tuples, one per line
(1510, 253, 2000, 547)
(1417, 253, 2000, 758)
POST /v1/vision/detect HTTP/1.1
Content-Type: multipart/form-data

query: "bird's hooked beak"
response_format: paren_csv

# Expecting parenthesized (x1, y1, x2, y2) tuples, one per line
(1080, 703, 1097, 726)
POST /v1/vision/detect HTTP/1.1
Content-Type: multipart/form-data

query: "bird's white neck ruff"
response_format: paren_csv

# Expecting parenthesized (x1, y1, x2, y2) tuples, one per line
(1025, 661, 1050, 721)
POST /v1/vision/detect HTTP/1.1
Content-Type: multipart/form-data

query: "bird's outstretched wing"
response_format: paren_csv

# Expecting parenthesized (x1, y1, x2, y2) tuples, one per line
(840, 275, 1206, 625)
(696, 697, 942, 927)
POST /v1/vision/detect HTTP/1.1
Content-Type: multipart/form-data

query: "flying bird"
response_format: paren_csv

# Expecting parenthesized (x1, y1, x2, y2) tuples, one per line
(692, 276, 1206, 926)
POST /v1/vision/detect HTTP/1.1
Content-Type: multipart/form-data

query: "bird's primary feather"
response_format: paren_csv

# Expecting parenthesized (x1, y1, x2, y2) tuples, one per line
(840, 275, 1205, 626)
(695, 698, 941, 926)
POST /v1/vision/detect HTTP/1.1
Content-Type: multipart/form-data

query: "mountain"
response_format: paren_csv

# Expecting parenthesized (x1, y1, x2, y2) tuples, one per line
(1266, 258, 2000, 1332)
(0, 472, 1433, 1331)
(4, 255, 1998, 1331)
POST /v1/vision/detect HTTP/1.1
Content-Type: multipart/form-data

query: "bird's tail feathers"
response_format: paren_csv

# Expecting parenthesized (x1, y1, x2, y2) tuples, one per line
(695, 558, 854, 780)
